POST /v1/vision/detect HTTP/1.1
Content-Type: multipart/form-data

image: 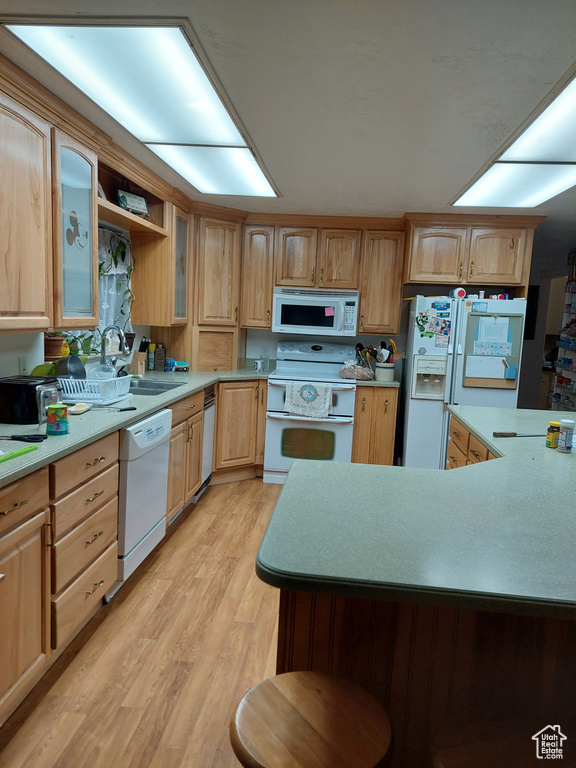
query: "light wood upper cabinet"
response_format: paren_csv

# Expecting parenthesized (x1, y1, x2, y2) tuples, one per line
(404, 216, 542, 288)
(52, 129, 98, 329)
(405, 226, 469, 283)
(0, 92, 52, 331)
(352, 386, 398, 466)
(241, 225, 275, 327)
(275, 227, 360, 289)
(214, 381, 259, 469)
(319, 229, 361, 289)
(197, 217, 241, 325)
(275, 227, 318, 287)
(130, 203, 187, 327)
(358, 231, 405, 335)
(467, 228, 527, 284)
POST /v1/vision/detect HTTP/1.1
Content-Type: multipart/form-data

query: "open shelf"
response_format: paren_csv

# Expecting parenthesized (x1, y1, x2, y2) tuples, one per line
(97, 198, 168, 237)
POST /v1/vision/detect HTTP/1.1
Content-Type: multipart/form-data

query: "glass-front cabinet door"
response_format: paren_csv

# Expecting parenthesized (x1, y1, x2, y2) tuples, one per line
(173, 207, 189, 323)
(52, 129, 98, 329)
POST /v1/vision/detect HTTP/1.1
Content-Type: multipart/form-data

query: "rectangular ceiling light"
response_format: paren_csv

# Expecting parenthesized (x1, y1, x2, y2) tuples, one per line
(6, 23, 277, 197)
(454, 73, 576, 207)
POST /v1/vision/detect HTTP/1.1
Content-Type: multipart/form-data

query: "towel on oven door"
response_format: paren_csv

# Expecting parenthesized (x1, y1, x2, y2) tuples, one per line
(285, 382, 332, 418)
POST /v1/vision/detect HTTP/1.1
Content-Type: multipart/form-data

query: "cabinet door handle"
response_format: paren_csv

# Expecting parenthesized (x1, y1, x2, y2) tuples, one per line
(470, 450, 480, 459)
(85, 579, 105, 595)
(86, 490, 103, 503)
(469, 260, 474, 278)
(85, 531, 104, 545)
(360, 314, 364, 331)
(86, 456, 106, 466)
(361, 396, 366, 412)
(235, 306, 238, 321)
(0, 499, 28, 516)
(458, 261, 463, 279)
(385, 398, 388, 414)
(261, 387, 264, 404)
(320, 267, 324, 284)
(255, 386, 259, 399)
(311, 266, 315, 283)
(267, 309, 270, 324)
(0, 573, 5, 582)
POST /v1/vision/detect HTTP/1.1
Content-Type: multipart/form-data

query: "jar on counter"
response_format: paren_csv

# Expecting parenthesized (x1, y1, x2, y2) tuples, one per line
(546, 421, 560, 449)
(557, 419, 574, 453)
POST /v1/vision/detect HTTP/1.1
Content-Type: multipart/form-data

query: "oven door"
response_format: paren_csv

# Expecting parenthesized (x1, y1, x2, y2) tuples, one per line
(264, 412, 354, 483)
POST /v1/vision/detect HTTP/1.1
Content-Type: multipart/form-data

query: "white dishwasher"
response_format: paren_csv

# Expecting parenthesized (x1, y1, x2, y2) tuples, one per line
(114, 409, 172, 592)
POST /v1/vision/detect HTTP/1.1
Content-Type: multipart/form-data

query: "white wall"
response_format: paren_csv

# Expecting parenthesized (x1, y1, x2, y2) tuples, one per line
(0, 333, 45, 377)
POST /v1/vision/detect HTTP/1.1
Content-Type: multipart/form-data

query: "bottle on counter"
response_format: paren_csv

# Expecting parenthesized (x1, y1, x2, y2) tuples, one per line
(148, 343, 156, 371)
(154, 344, 166, 372)
(546, 420, 560, 449)
(557, 419, 574, 453)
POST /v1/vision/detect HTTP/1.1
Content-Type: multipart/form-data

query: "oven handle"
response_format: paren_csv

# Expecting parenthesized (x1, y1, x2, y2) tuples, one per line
(266, 413, 354, 425)
(268, 380, 356, 392)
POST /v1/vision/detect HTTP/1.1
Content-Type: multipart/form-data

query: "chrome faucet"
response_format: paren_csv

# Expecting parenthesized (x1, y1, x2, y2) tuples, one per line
(100, 325, 129, 365)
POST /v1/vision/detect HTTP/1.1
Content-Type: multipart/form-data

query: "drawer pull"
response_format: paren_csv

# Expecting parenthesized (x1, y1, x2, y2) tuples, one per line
(85, 531, 104, 545)
(0, 498, 28, 516)
(470, 450, 480, 459)
(85, 579, 105, 595)
(86, 456, 106, 467)
(185, 405, 197, 410)
(86, 490, 104, 503)
(452, 431, 460, 438)
(0, 573, 5, 582)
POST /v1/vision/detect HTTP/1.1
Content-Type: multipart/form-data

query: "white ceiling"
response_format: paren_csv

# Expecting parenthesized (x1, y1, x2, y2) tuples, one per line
(0, 0, 575, 273)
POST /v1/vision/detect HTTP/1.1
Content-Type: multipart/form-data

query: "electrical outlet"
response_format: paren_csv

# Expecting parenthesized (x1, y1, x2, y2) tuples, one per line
(18, 356, 28, 375)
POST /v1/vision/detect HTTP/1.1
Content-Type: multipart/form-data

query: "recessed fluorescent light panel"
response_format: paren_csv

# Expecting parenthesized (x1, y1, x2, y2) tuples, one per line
(6, 23, 277, 197)
(454, 75, 576, 207)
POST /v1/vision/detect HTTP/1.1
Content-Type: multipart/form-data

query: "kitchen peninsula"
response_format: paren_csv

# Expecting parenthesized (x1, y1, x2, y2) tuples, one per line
(256, 405, 576, 768)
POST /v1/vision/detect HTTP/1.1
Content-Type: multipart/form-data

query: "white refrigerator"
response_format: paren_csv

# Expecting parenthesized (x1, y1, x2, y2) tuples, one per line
(403, 296, 527, 469)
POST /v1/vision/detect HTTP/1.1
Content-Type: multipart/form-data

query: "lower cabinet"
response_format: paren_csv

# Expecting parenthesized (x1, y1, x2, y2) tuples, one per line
(0, 504, 50, 727)
(167, 390, 205, 524)
(49, 433, 120, 650)
(352, 386, 398, 465)
(214, 380, 266, 472)
(446, 416, 496, 469)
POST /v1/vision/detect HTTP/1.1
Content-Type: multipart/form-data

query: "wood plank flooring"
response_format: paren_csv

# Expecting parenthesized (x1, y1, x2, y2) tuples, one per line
(0, 479, 282, 768)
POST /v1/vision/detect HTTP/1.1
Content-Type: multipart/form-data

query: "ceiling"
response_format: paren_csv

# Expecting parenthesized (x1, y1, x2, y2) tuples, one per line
(0, 0, 575, 274)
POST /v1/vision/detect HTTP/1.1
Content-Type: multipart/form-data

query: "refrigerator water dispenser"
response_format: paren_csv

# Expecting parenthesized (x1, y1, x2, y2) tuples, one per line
(411, 356, 447, 399)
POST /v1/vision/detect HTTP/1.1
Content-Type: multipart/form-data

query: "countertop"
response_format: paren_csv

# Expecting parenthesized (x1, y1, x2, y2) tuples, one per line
(0, 367, 267, 488)
(256, 405, 576, 618)
(0, 368, 400, 488)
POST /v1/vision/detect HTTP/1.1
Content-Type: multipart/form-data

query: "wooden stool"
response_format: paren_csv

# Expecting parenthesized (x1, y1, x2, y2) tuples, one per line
(230, 671, 393, 768)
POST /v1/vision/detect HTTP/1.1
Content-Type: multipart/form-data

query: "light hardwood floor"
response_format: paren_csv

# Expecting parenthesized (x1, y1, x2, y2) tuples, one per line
(0, 479, 282, 768)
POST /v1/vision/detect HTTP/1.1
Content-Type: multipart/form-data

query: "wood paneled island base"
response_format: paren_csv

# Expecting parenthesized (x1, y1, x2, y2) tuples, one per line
(276, 590, 576, 768)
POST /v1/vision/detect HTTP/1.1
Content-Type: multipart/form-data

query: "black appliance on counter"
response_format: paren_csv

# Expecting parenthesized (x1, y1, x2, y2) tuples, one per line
(0, 375, 61, 425)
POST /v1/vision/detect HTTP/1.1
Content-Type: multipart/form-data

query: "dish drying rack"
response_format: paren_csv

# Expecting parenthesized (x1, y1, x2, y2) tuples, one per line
(58, 376, 132, 406)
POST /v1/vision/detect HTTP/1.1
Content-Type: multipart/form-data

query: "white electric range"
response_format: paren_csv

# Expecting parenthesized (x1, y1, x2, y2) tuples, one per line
(263, 341, 358, 484)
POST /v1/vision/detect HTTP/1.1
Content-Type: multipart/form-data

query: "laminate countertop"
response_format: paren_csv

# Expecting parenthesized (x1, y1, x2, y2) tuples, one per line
(0, 367, 267, 489)
(256, 405, 576, 619)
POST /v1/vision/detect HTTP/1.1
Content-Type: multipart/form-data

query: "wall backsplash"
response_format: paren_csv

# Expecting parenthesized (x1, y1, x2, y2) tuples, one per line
(0, 333, 45, 377)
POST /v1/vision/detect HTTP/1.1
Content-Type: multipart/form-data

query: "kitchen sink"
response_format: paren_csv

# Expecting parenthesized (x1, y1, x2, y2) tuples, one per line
(128, 380, 185, 396)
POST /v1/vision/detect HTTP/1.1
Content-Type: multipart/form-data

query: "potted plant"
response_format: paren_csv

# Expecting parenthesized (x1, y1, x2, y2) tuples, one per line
(44, 331, 66, 360)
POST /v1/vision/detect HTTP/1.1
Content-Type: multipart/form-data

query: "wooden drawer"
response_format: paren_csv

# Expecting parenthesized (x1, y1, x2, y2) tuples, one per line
(468, 434, 489, 463)
(52, 541, 117, 650)
(52, 497, 118, 594)
(449, 418, 470, 455)
(446, 438, 468, 469)
(0, 467, 49, 536)
(170, 390, 204, 426)
(50, 433, 119, 499)
(51, 464, 118, 541)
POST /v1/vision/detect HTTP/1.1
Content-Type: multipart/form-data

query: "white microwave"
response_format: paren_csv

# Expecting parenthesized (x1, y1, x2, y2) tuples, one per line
(271, 287, 359, 336)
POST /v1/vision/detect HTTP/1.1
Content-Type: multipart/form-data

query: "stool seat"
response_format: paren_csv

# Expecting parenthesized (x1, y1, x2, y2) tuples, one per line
(230, 671, 393, 768)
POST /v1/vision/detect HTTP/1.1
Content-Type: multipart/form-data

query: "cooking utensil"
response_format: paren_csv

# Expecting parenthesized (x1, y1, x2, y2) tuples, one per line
(0, 434, 48, 442)
(492, 431, 546, 437)
(91, 405, 137, 412)
(0, 445, 38, 463)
